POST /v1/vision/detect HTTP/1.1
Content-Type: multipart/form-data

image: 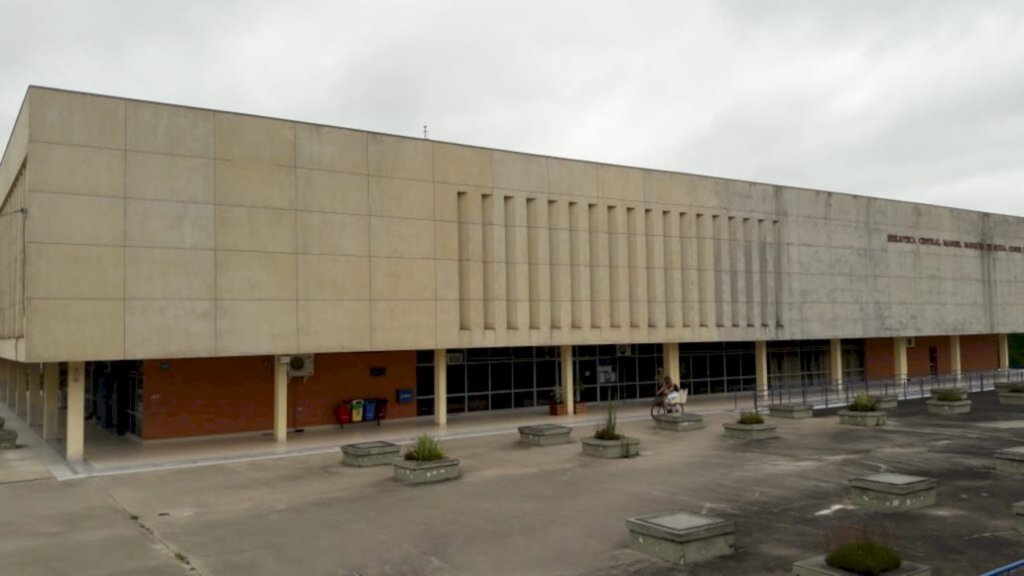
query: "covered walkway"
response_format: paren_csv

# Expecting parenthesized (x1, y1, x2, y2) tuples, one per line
(4, 393, 751, 479)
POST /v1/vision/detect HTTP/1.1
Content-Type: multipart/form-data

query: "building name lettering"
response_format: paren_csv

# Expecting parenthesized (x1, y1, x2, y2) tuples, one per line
(887, 234, 1023, 253)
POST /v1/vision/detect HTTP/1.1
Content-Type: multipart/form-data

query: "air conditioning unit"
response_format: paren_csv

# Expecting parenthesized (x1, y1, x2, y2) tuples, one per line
(616, 344, 633, 357)
(906, 337, 916, 349)
(288, 354, 315, 378)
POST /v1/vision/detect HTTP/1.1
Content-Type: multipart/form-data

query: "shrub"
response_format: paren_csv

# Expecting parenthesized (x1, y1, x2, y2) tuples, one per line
(404, 435, 445, 461)
(1008, 384, 1024, 394)
(594, 401, 622, 441)
(933, 389, 964, 402)
(848, 393, 878, 412)
(825, 542, 901, 575)
(737, 411, 764, 425)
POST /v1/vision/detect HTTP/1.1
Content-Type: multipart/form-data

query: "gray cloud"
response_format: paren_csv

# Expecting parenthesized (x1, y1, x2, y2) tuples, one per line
(2, 0, 1023, 215)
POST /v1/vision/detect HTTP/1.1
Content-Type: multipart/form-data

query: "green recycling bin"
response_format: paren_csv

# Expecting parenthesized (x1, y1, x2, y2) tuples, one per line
(351, 399, 365, 422)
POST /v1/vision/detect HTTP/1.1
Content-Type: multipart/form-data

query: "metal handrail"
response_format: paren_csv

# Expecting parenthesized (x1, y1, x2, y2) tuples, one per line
(763, 368, 1024, 409)
(979, 558, 1024, 576)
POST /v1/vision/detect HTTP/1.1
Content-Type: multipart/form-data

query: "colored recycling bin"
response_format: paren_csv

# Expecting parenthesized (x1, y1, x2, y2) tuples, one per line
(351, 399, 364, 422)
(363, 399, 377, 422)
(335, 401, 352, 424)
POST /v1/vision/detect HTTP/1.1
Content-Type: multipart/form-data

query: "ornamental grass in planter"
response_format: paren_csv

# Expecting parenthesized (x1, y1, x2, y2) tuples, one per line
(722, 410, 778, 440)
(838, 393, 886, 427)
(793, 523, 930, 576)
(393, 434, 460, 485)
(926, 388, 971, 416)
(582, 402, 640, 458)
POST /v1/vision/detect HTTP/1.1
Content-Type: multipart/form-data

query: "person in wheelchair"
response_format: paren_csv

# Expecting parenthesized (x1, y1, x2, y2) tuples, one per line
(656, 375, 685, 414)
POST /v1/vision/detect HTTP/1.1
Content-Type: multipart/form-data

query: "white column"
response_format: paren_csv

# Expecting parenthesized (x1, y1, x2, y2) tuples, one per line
(894, 337, 908, 385)
(274, 357, 288, 442)
(949, 335, 962, 383)
(830, 338, 843, 393)
(755, 340, 768, 401)
(560, 345, 574, 414)
(43, 363, 60, 441)
(663, 342, 680, 386)
(66, 361, 85, 465)
(433, 349, 447, 426)
(999, 334, 1010, 370)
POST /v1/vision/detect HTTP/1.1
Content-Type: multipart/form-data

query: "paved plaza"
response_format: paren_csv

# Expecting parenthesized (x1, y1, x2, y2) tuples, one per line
(2, 393, 1023, 575)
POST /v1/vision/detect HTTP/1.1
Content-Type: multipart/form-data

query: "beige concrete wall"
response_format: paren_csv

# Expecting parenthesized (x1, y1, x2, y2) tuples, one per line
(4, 87, 1024, 361)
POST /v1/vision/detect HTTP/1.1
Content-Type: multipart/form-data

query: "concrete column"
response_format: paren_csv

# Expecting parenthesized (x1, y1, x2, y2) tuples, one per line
(273, 357, 288, 442)
(43, 363, 60, 441)
(999, 333, 1010, 370)
(949, 335, 962, 383)
(433, 349, 447, 426)
(893, 337, 908, 385)
(14, 363, 25, 418)
(24, 364, 34, 426)
(830, 339, 843, 393)
(66, 361, 85, 465)
(560, 345, 574, 414)
(663, 342, 680, 386)
(755, 340, 768, 401)
(4, 360, 12, 405)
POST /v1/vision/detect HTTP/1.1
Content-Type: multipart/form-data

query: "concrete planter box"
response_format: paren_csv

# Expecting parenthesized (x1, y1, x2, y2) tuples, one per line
(849, 473, 937, 511)
(995, 446, 1024, 474)
(793, 554, 931, 575)
(838, 410, 886, 427)
(722, 422, 778, 440)
(0, 429, 16, 450)
(1014, 501, 1024, 535)
(925, 399, 971, 415)
(393, 458, 460, 485)
(626, 511, 735, 565)
(581, 436, 640, 458)
(653, 413, 705, 432)
(873, 395, 899, 410)
(998, 391, 1024, 405)
(769, 403, 813, 419)
(518, 424, 574, 446)
(341, 441, 400, 467)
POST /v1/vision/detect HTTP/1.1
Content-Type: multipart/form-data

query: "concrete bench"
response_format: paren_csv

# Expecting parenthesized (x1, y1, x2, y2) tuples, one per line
(518, 424, 573, 447)
(995, 446, 1024, 474)
(849, 472, 936, 511)
(0, 429, 17, 450)
(653, 413, 705, 432)
(341, 441, 401, 467)
(626, 511, 735, 565)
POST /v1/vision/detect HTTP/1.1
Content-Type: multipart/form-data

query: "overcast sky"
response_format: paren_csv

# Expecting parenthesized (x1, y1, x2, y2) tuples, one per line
(2, 0, 1023, 215)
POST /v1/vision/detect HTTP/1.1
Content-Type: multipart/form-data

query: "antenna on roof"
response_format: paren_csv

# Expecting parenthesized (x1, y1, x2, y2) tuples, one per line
(423, 125, 429, 140)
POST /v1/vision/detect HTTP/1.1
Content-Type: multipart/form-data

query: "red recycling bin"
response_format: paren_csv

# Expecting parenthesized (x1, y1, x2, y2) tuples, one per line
(335, 402, 353, 425)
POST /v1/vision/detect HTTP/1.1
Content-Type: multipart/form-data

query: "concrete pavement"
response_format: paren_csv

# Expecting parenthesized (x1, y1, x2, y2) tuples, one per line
(3, 393, 1024, 575)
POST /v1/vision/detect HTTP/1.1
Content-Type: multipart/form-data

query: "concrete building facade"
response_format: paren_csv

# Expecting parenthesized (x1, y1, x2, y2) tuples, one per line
(0, 87, 1018, 466)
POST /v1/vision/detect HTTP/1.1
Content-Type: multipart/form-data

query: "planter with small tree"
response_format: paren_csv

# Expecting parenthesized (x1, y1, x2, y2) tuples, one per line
(838, 393, 887, 427)
(548, 387, 568, 416)
(925, 388, 971, 416)
(581, 402, 640, 458)
(392, 435, 460, 485)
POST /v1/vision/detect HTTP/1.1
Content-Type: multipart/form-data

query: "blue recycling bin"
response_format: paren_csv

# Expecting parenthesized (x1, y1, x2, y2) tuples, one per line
(363, 398, 377, 422)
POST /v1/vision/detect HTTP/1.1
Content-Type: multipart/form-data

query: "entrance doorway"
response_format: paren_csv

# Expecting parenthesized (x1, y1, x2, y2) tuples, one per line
(89, 361, 143, 437)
